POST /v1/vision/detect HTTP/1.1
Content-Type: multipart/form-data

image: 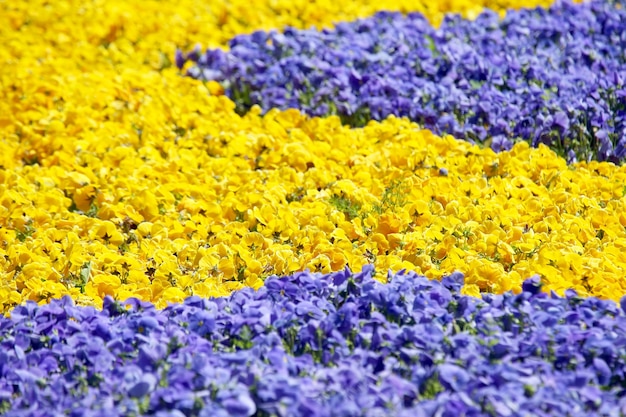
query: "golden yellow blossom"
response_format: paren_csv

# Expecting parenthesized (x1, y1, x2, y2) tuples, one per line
(0, 0, 606, 312)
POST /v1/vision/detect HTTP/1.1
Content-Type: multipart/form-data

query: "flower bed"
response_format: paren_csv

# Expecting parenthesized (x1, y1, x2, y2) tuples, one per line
(2, 0, 626, 414)
(1, 0, 626, 310)
(2, 110, 626, 309)
(3, 268, 626, 416)
(179, 0, 625, 163)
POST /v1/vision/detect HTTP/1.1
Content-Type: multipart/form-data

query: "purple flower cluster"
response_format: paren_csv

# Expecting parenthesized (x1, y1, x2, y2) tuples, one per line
(4, 267, 626, 416)
(177, 0, 626, 163)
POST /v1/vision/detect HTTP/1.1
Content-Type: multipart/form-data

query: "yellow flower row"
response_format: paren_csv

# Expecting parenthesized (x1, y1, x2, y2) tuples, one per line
(1, 0, 563, 68)
(2, 94, 626, 310)
(0, 0, 599, 311)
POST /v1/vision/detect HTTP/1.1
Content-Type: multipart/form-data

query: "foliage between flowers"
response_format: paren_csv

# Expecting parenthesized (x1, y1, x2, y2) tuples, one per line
(3, 268, 626, 416)
(179, 0, 626, 163)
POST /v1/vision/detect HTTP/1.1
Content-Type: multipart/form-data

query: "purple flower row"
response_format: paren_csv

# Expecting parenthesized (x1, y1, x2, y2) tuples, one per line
(3, 267, 626, 416)
(177, 0, 626, 163)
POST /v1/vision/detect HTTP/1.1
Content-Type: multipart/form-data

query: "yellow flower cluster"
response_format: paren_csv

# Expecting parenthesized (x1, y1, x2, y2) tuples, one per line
(0, 0, 609, 312)
(3, 101, 626, 309)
